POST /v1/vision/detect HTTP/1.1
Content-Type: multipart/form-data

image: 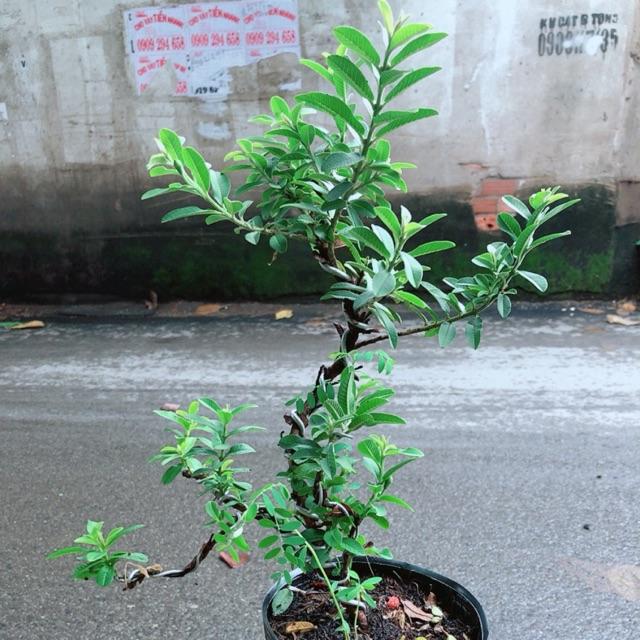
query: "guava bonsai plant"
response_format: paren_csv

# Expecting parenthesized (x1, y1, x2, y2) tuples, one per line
(49, 3, 577, 638)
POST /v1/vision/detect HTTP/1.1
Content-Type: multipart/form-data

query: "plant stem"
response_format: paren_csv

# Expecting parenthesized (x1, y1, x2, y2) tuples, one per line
(326, 42, 393, 267)
(298, 534, 351, 640)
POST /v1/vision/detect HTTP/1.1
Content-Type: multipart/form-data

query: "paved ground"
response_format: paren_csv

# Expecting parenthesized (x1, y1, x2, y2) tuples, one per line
(1, 302, 639, 640)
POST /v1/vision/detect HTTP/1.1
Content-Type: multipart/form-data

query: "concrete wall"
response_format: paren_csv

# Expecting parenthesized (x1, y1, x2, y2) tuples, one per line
(1, 0, 639, 298)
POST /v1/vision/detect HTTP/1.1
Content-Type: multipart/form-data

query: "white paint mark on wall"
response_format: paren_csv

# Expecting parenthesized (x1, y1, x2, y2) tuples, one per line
(199, 101, 228, 116)
(585, 34, 606, 55)
(0, 103, 8, 121)
(197, 121, 231, 140)
(279, 79, 301, 91)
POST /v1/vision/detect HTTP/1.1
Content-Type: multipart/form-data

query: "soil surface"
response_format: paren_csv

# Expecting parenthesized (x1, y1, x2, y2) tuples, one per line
(269, 572, 477, 640)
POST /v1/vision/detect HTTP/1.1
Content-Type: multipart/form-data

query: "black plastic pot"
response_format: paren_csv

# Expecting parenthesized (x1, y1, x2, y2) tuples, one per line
(262, 556, 489, 639)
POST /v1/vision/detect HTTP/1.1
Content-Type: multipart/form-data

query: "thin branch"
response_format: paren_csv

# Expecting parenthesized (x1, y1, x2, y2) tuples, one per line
(356, 290, 505, 350)
(121, 534, 216, 590)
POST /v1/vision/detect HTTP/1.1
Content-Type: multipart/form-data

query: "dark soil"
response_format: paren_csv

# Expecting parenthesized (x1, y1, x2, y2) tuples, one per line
(269, 571, 478, 640)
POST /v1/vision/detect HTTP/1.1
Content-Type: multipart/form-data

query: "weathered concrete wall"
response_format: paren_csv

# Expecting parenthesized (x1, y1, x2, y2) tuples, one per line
(1, 0, 639, 298)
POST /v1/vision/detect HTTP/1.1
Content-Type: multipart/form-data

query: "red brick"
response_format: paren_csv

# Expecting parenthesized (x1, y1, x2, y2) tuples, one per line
(475, 213, 498, 232)
(471, 196, 498, 215)
(480, 178, 519, 197)
(496, 199, 510, 213)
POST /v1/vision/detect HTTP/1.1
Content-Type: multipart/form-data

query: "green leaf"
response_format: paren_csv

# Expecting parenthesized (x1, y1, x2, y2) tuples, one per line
(422, 282, 450, 312)
(210, 171, 231, 201)
(385, 67, 441, 103)
(269, 234, 288, 254)
(497, 293, 512, 319)
(245, 231, 261, 245)
(518, 270, 548, 292)
(541, 199, 580, 223)
(320, 151, 361, 173)
(358, 437, 382, 462)
(497, 212, 521, 239)
(373, 304, 398, 348)
(324, 528, 344, 550)
(270, 95, 289, 117)
(409, 240, 455, 258)
(122, 552, 148, 563)
(161, 464, 182, 485)
(369, 514, 390, 529)
(47, 546, 86, 559)
(465, 316, 483, 350)
(375, 108, 438, 137)
(502, 195, 530, 220)
(378, 494, 414, 511)
(161, 206, 212, 223)
(341, 537, 366, 555)
(417, 212, 448, 228)
(438, 322, 456, 348)
(381, 458, 417, 482)
(370, 268, 396, 298)
(333, 26, 380, 66)
(529, 190, 548, 209)
(371, 225, 395, 257)
(361, 457, 380, 478)
(513, 224, 536, 257)
(258, 535, 279, 549)
(158, 128, 184, 162)
(300, 58, 334, 85)
(378, 0, 394, 33)
(367, 412, 406, 425)
(141, 187, 175, 201)
(400, 252, 423, 288)
(148, 166, 178, 178)
(326, 55, 374, 102)
(325, 182, 353, 205)
(183, 147, 210, 192)
(105, 524, 144, 547)
(227, 443, 256, 456)
(205, 213, 227, 225)
(341, 227, 390, 258)
(295, 92, 365, 136)
(95, 565, 115, 587)
(271, 588, 294, 616)
(390, 23, 432, 48)
(394, 290, 428, 309)
(264, 547, 281, 560)
(472, 252, 494, 270)
(199, 397, 222, 413)
(390, 32, 448, 66)
(280, 519, 303, 532)
(530, 230, 571, 249)
(338, 368, 356, 413)
(374, 206, 401, 240)
(379, 69, 405, 87)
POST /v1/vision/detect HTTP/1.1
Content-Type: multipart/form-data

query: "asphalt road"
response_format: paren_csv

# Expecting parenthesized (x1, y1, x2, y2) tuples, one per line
(1, 303, 639, 640)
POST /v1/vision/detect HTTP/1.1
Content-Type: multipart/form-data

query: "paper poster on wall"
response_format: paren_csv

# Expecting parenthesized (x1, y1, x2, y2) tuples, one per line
(123, 1, 300, 98)
(124, 7, 188, 55)
(242, 0, 300, 62)
(132, 53, 190, 95)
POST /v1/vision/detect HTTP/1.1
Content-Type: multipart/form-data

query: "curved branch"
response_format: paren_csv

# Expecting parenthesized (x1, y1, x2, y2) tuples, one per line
(121, 534, 216, 590)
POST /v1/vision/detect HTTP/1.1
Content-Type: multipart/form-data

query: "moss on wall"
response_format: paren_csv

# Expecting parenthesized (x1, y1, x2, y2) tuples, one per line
(1, 183, 636, 300)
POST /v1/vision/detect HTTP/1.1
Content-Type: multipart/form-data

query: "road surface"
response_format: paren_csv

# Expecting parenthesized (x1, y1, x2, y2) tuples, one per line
(1, 302, 638, 639)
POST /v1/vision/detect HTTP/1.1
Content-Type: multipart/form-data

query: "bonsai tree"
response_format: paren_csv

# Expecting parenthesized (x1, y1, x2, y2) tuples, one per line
(50, 2, 576, 638)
